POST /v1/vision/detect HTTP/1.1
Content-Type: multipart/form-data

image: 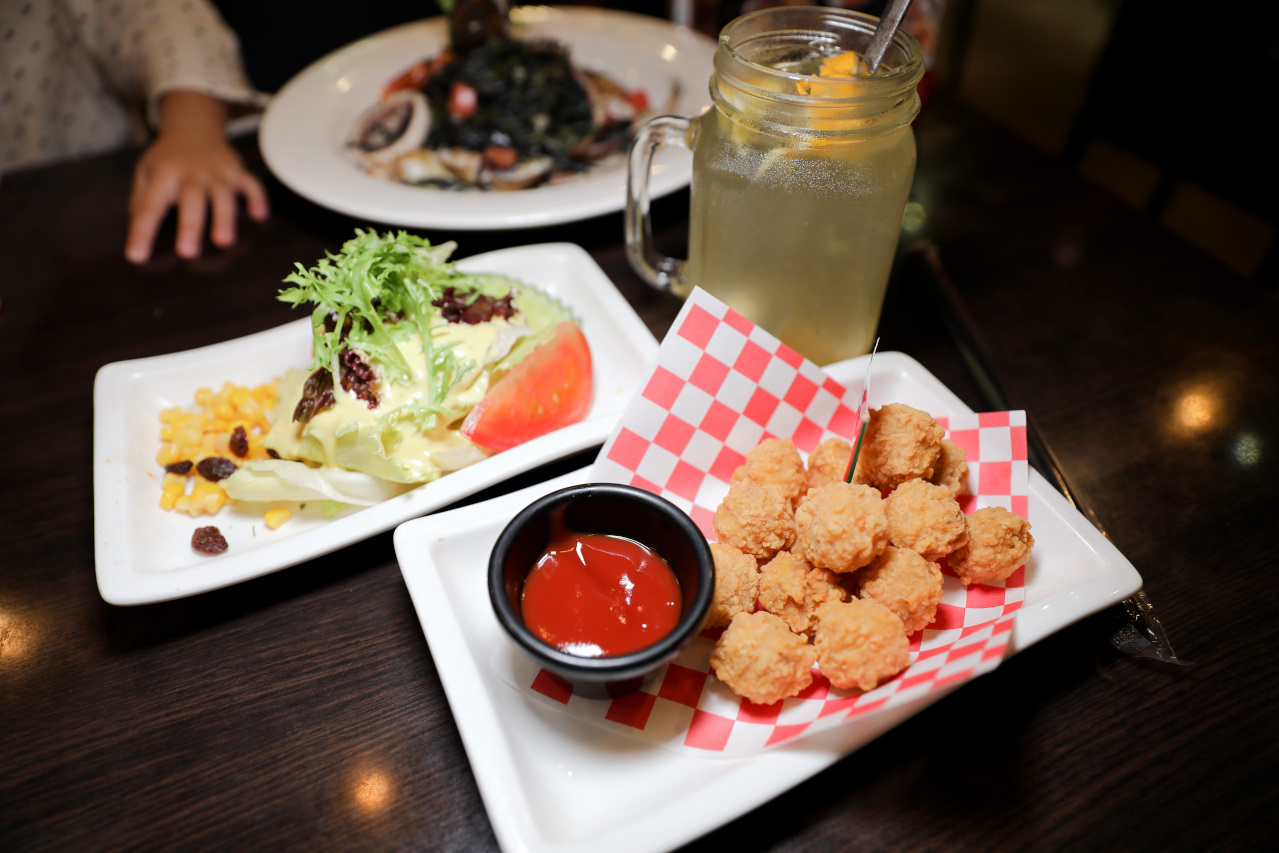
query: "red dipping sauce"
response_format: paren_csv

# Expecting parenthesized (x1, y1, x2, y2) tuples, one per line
(521, 532, 682, 658)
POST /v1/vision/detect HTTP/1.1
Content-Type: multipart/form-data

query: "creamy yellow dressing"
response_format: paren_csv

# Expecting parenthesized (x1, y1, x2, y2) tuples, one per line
(264, 317, 519, 483)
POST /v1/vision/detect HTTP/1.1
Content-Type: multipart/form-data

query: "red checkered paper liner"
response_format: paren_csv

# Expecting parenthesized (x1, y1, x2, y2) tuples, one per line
(495, 288, 1029, 757)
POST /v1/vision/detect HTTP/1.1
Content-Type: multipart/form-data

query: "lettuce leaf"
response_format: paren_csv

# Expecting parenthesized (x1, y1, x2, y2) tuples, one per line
(257, 230, 583, 499)
(279, 230, 458, 384)
(222, 459, 417, 505)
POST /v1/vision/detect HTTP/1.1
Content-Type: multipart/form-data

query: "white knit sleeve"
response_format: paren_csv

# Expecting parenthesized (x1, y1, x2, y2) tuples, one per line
(73, 0, 269, 129)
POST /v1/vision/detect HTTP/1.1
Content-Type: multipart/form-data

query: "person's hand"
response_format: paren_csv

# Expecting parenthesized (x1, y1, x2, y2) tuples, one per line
(126, 91, 269, 264)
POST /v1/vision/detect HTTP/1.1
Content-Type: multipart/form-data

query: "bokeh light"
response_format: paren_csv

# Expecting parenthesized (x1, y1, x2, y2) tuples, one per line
(1233, 432, 1262, 467)
(351, 767, 394, 814)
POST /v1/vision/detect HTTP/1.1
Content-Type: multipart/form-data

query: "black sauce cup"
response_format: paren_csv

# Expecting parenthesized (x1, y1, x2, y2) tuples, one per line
(489, 483, 715, 699)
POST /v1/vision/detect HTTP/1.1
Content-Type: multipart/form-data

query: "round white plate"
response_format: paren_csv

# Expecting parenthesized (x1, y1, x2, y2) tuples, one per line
(259, 7, 716, 230)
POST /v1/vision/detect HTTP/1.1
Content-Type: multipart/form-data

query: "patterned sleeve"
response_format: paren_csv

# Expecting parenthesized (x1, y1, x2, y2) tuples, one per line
(72, 0, 269, 128)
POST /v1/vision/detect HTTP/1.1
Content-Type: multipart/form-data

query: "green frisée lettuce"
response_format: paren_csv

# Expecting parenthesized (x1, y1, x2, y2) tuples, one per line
(278, 230, 455, 385)
(222, 230, 579, 503)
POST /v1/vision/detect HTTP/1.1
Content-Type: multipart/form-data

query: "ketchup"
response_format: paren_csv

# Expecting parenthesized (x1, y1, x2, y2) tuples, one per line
(521, 532, 682, 658)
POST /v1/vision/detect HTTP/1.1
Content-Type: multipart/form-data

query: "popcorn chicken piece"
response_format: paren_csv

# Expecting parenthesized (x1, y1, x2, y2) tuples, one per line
(854, 403, 945, 491)
(713, 481, 796, 561)
(884, 478, 968, 561)
(805, 436, 853, 491)
(703, 543, 760, 629)
(948, 506, 1034, 585)
(758, 550, 848, 637)
(794, 482, 888, 573)
(857, 545, 944, 635)
(732, 437, 807, 508)
(710, 611, 817, 705)
(929, 437, 969, 498)
(813, 598, 910, 692)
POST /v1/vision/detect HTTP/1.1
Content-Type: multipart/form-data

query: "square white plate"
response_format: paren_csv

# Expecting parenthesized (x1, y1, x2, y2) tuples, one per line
(394, 351, 1143, 853)
(93, 243, 657, 605)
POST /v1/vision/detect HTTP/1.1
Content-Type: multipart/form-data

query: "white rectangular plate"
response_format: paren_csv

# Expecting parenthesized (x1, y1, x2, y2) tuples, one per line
(394, 351, 1143, 853)
(93, 243, 657, 605)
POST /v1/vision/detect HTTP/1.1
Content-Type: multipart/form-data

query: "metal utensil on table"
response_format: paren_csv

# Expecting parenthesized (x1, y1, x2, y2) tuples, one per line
(864, 0, 915, 73)
(907, 239, 1190, 665)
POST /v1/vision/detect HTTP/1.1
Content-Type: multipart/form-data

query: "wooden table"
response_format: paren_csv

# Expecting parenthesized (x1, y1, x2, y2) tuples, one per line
(2, 92, 1276, 850)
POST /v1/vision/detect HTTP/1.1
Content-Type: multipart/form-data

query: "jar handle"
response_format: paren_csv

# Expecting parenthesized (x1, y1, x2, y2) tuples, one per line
(625, 115, 691, 293)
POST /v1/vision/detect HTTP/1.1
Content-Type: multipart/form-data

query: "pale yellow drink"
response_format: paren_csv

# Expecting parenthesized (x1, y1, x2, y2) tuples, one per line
(625, 8, 923, 365)
(684, 104, 916, 365)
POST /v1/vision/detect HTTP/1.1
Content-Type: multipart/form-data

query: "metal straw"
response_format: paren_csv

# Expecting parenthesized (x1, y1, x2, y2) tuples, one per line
(864, 0, 915, 73)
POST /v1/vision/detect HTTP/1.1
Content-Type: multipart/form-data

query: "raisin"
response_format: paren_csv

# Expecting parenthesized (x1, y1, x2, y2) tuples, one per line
(294, 367, 335, 423)
(338, 349, 379, 408)
(164, 460, 193, 475)
(192, 526, 228, 554)
(228, 425, 249, 458)
(322, 311, 358, 339)
(196, 456, 238, 482)
(267, 448, 280, 459)
(432, 286, 516, 324)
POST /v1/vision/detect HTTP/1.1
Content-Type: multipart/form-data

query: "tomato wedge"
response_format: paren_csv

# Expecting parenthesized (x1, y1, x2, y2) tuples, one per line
(625, 89, 650, 113)
(461, 322, 593, 452)
(449, 81, 478, 118)
(382, 61, 431, 96)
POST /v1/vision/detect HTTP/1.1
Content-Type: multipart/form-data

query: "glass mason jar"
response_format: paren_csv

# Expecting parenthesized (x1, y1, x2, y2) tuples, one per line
(625, 7, 923, 365)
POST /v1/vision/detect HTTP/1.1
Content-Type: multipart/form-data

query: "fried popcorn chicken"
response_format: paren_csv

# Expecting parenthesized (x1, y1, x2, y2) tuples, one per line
(758, 550, 849, 637)
(813, 598, 910, 692)
(854, 403, 945, 491)
(710, 611, 817, 705)
(929, 437, 970, 498)
(706, 409, 1022, 704)
(732, 437, 807, 508)
(884, 478, 968, 561)
(948, 505, 1034, 585)
(703, 543, 760, 629)
(794, 482, 888, 573)
(858, 545, 944, 635)
(713, 481, 796, 560)
(805, 436, 852, 491)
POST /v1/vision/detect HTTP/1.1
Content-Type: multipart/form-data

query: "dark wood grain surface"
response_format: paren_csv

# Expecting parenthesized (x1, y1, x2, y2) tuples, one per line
(2, 92, 1277, 851)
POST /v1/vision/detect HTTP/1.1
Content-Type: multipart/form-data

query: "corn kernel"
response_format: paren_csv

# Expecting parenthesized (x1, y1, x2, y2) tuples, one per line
(174, 422, 202, 447)
(159, 474, 186, 511)
(264, 506, 292, 530)
(189, 481, 227, 514)
(160, 379, 279, 518)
